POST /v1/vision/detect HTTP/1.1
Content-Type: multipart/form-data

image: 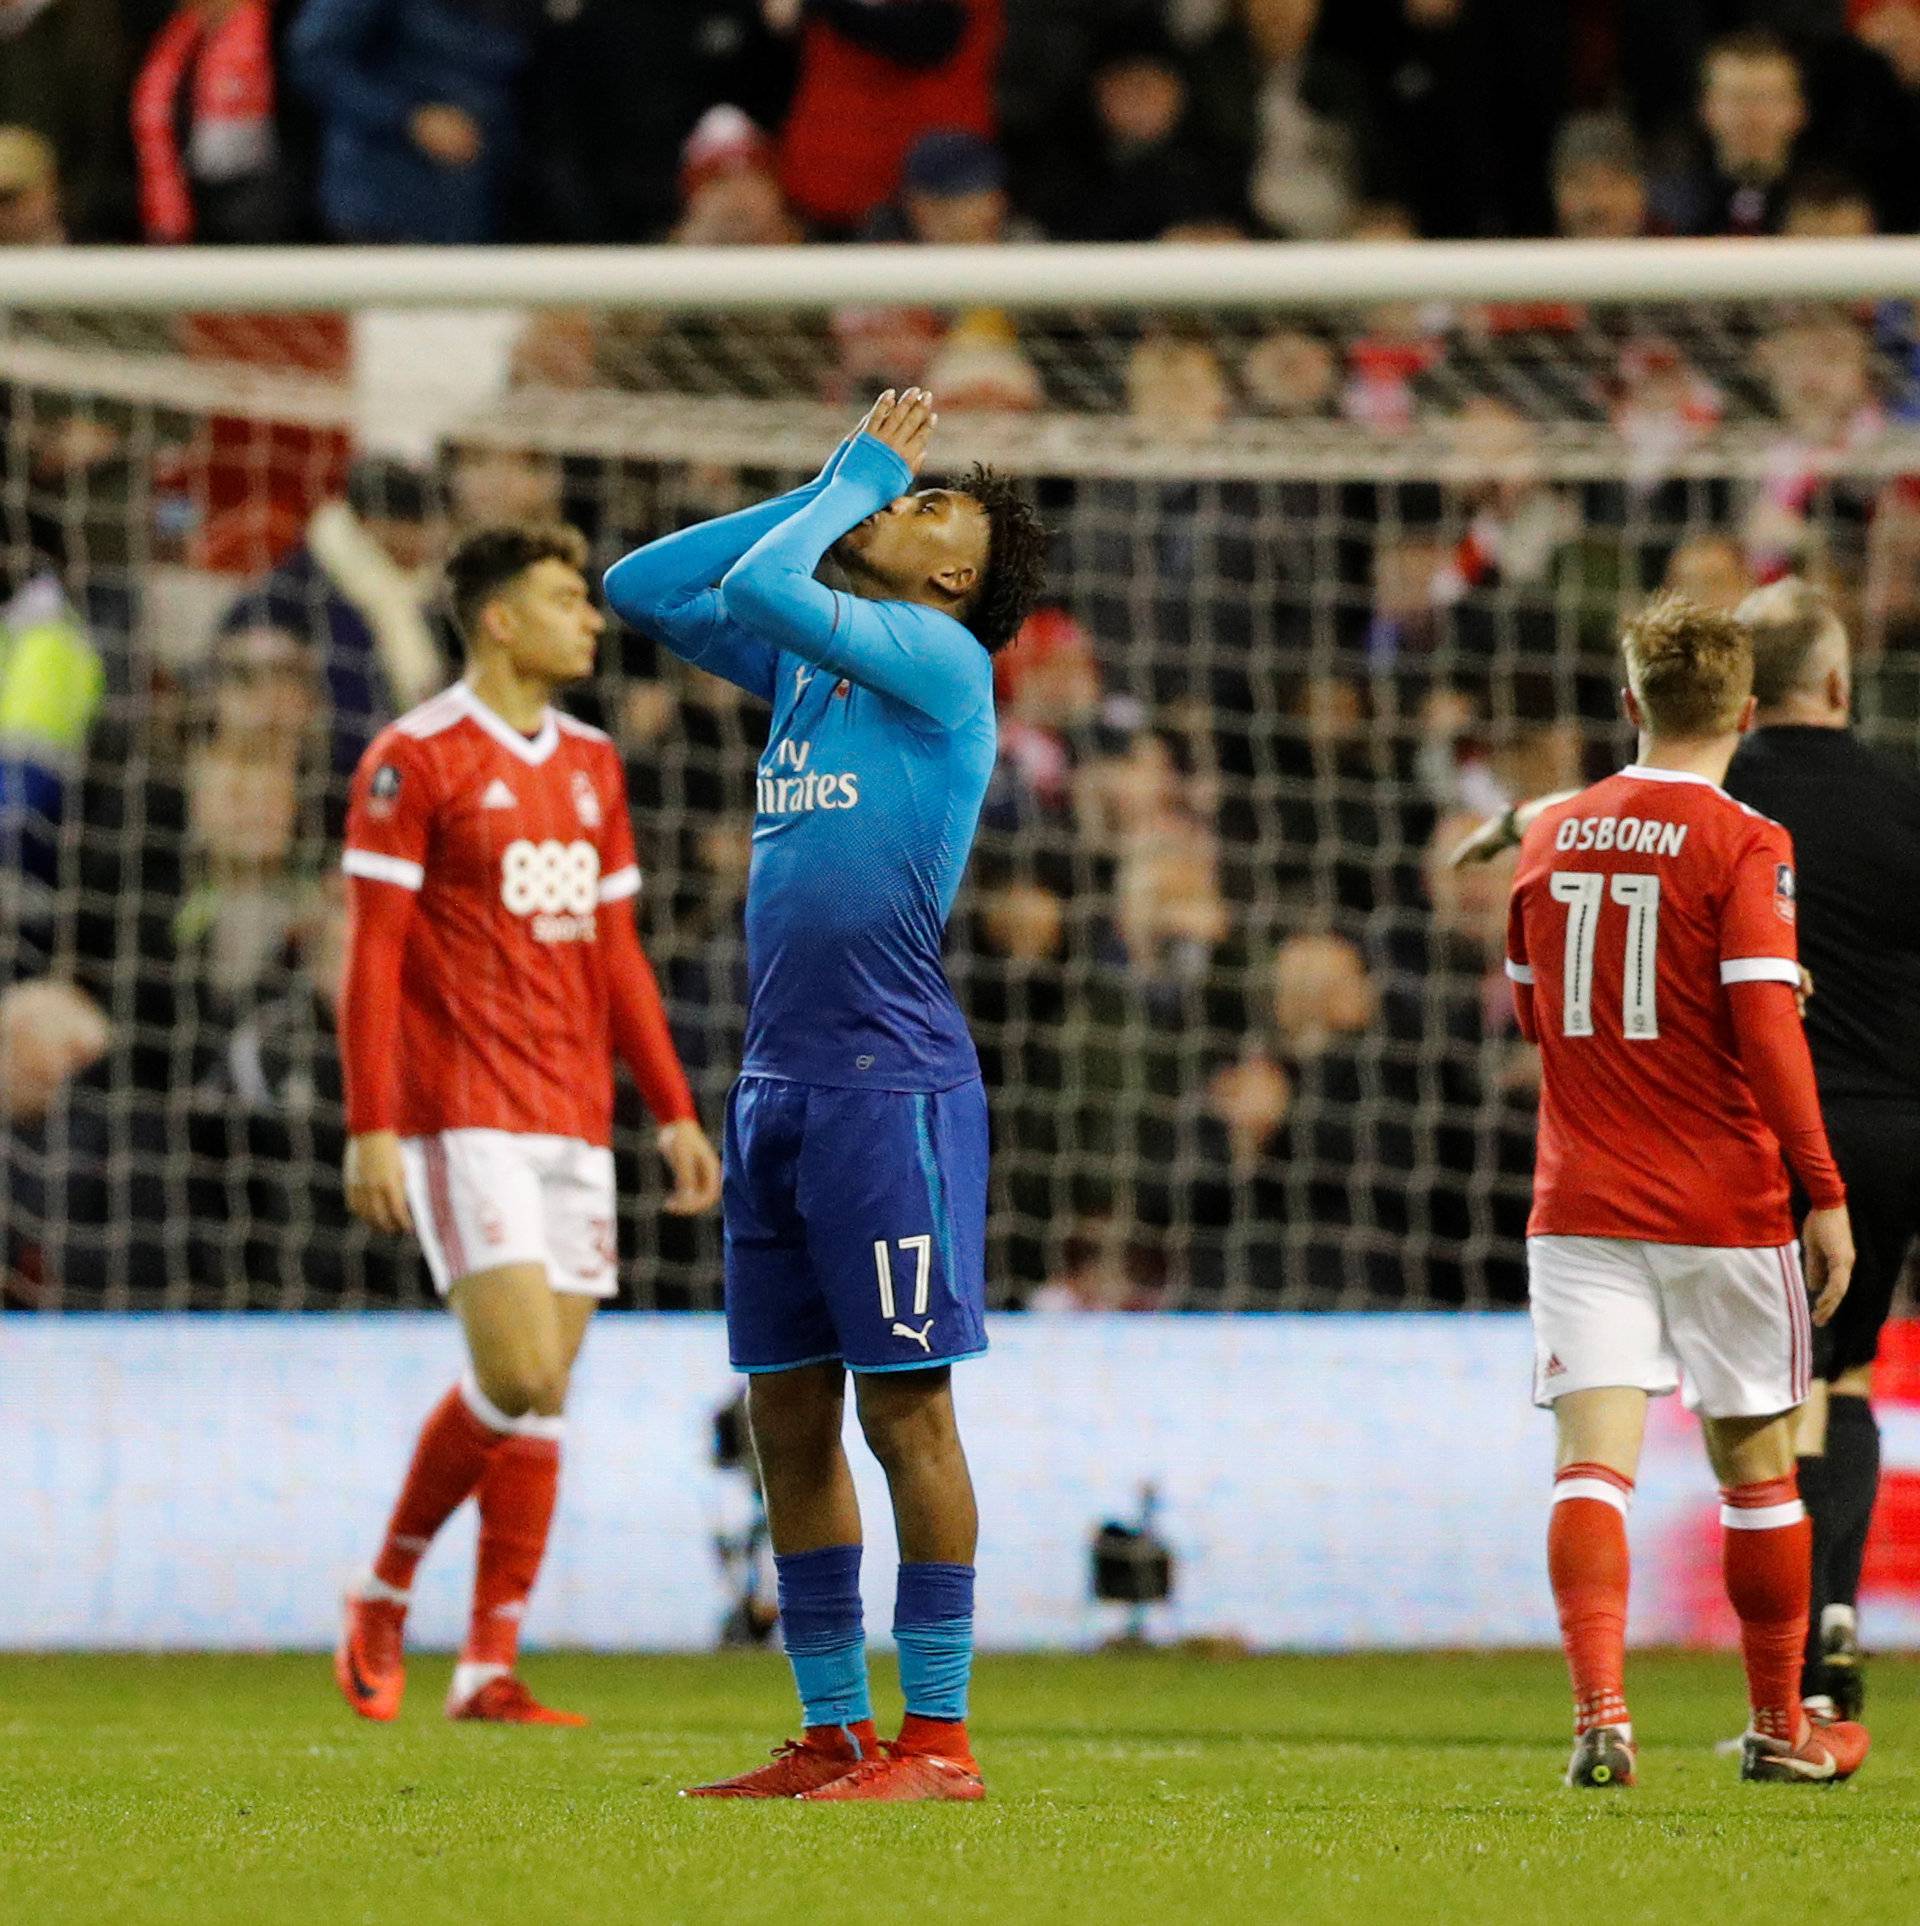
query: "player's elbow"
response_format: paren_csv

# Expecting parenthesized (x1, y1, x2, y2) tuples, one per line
(717, 556, 783, 633)
(601, 554, 665, 628)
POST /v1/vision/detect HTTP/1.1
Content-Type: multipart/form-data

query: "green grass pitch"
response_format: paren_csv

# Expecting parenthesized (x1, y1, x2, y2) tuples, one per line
(7, 1651, 1918, 1925)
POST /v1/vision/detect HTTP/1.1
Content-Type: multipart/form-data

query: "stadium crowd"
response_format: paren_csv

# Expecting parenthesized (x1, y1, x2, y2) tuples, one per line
(8, 0, 1920, 247)
(6, 0, 1920, 1314)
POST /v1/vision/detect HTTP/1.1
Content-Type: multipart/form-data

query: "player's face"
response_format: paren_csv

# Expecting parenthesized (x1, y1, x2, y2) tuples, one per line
(497, 560, 604, 684)
(836, 488, 989, 607)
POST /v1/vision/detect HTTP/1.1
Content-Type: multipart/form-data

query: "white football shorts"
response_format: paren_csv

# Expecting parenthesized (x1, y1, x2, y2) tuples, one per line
(399, 1129, 620, 1299)
(1528, 1234, 1812, 1418)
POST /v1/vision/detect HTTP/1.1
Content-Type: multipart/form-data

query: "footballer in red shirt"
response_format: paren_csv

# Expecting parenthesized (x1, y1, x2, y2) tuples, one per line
(1506, 594, 1865, 1789)
(331, 524, 721, 1727)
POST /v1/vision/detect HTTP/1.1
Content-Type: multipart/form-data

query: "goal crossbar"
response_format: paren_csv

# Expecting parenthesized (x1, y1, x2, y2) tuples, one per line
(6, 238, 1920, 314)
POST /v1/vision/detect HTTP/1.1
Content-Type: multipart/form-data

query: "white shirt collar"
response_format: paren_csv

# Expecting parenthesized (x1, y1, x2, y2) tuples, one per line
(1620, 763, 1722, 792)
(456, 680, 558, 765)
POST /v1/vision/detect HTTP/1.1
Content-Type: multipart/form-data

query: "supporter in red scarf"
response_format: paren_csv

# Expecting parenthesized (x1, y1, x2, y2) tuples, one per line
(132, 0, 292, 243)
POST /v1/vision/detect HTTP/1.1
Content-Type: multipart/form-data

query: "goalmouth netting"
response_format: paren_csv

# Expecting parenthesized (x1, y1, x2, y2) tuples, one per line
(4, 240, 1919, 1312)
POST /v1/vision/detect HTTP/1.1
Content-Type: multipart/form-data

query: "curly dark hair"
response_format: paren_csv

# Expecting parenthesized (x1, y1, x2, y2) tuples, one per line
(952, 464, 1050, 655)
(445, 522, 589, 645)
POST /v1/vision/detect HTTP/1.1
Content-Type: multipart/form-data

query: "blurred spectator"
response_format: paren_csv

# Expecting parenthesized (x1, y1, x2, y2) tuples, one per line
(1028, 1216, 1168, 1311)
(869, 127, 1015, 242)
(1072, 724, 1199, 865)
(773, 0, 1002, 235)
(1189, 0, 1378, 240)
(1259, 928, 1408, 1298)
(1270, 929, 1376, 1060)
(1782, 167, 1879, 236)
(0, 561, 103, 900)
(1608, 337, 1725, 497)
(1390, 809, 1534, 1300)
(833, 130, 1036, 404)
(676, 105, 803, 245)
(1857, 0, 1920, 85)
(961, 873, 1071, 1290)
(1799, 0, 1920, 233)
(1432, 398, 1581, 606)
(1316, 0, 1565, 239)
(132, 0, 305, 243)
(181, 625, 323, 999)
(922, 310, 1042, 412)
(0, 126, 66, 244)
(1125, 327, 1231, 443)
(1656, 27, 1809, 237)
(289, 0, 534, 243)
(1339, 204, 1450, 432)
(0, 978, 108, 1127)
(1748, 311, 1884, 580)
(1075, 831, 1250, 1264)
(217, 457, 447, 818)
(1551, 112, 1652, 240)
(1242, 327, 1339, 419)
(1017, 13, 1238, 241)
(0, 0, 130, 239)
(989, 604, 1103, 831)
(191, 877, 406, 1303)
(519, 0, 791, 242)
(573, 111, 824, 403)
(443, 439, 564, 531)
(1663, 531, 1757, 613)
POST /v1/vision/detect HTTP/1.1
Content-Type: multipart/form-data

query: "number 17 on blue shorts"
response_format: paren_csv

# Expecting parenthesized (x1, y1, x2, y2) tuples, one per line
(722, 1075, 990, 1375)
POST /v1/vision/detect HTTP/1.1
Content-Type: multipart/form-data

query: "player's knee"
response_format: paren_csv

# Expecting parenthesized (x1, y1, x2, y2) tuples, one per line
(856, 1377, 957, 1472)
(747, 1369, 844, 1465)
(475, 1354, 567, 1421)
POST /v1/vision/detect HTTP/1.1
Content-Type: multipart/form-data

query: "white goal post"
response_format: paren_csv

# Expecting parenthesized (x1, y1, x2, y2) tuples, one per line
(9, 236, 1920, 310)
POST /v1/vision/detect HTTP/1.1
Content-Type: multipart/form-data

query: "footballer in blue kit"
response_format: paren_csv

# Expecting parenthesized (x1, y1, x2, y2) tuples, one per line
(605, 389, 1048, 1802)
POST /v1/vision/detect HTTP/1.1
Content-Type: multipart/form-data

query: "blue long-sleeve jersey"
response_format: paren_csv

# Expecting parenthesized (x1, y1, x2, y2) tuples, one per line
(604, 434, 996, 1092)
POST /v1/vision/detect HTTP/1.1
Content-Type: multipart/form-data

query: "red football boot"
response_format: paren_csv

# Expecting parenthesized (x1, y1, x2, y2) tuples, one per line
(446, 1674, 587, 1727)
(334, 1588, 406, 1723)
(682, 1724, 875, 1799)
(798, 1742, 985, 1803)
(1740, 1716, 1869, 1783)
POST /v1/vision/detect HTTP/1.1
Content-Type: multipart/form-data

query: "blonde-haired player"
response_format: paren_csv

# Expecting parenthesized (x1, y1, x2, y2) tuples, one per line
(1506, 593, 1867, 1787)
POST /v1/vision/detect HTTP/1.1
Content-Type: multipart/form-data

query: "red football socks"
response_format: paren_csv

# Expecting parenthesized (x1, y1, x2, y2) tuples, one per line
(372, 1384, 506, 1593)
(1548, 1461, 1634, 1734)
(464, 1433, 562, 1670)
(896, 1713, 974, 1763)
(1721, 1473, 1811, 1740)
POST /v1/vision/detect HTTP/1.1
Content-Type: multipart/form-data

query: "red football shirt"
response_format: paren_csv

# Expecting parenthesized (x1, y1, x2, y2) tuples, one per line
(1508, 765, 1808, 1246)
(341, 684, 642, 1144)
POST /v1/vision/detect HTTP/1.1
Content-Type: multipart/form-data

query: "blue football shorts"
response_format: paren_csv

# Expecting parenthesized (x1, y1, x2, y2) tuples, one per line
(723, 1074, 989, 1374)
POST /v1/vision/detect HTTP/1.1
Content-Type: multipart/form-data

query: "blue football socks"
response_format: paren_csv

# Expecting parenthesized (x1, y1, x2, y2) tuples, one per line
(894, 1561, 975, 1722)
(776, 1544, 872, 1732)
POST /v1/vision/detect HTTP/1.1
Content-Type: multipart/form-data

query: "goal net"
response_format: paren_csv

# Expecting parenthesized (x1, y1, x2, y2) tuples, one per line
(5, 242, 1918, 1312)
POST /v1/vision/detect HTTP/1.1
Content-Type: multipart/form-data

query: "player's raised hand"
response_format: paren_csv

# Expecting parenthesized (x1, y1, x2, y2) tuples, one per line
(1446, 793, 1578, 868)
(657, 1118, 723, 1215)
(345, 1131, 413, 1235)
(1803, 1203, 1855, 1325)
(1446, 810, 1521, 869)
(858, 387, 938, 479)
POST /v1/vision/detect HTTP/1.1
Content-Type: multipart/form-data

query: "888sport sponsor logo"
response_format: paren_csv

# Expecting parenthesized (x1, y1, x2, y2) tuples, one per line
(501, 838, 600, 943)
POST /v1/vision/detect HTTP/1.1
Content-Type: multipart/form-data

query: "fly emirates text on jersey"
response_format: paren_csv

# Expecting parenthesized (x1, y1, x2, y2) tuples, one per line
(756, 736, 862, 816)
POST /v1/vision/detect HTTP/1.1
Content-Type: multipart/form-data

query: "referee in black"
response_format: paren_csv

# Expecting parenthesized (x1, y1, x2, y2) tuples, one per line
(1721, 578, 1920, 1720)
